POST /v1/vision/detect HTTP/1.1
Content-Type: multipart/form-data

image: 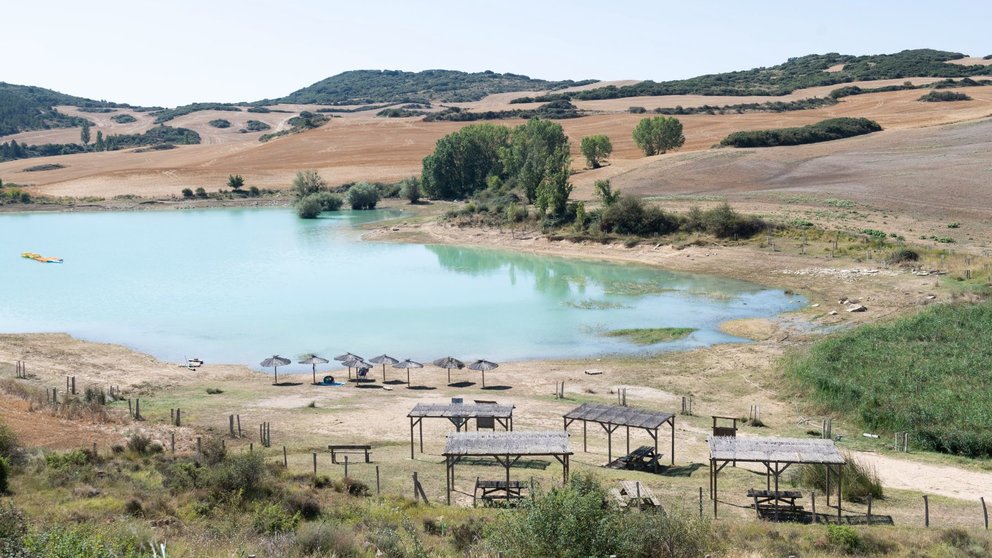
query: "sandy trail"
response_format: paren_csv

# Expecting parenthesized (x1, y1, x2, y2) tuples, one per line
(854, 451, 992, 500)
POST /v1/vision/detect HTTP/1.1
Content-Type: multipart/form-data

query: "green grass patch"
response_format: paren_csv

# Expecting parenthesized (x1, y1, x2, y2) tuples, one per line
(787, 302, 992, 457)
(605, 327, 696, 344)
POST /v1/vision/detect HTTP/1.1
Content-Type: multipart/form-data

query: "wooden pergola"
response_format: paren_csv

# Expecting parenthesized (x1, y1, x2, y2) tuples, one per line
(442, 431, 572, 505)
(709, 436, 846, 519)
(563, 402, 675, 468)
(407, 403, 514, 458)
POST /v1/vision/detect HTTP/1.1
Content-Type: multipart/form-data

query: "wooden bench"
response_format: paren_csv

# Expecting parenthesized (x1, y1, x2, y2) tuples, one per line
(474, 477, 526, 505)
(328, 444, 372, 464)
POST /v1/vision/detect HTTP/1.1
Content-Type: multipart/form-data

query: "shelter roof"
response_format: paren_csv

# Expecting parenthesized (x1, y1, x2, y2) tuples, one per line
(443, 431, 571, 456)
(709, 436, 846, 464)
(563, 402, 674, 429)
(408, 403, 514, 419)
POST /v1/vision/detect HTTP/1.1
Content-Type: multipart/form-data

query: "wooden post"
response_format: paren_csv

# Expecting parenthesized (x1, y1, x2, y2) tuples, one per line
(66, 376, 70, 394)
(924, 495, 930, 527)
(312, 451, 317, 475)
(699, 487, 703, 518)
(71, 376, 76, 395)
(250, 443, 253, 453)
(176, 408, 181, 427)
(237, 414, 242, 437)
(413, 471, 419, 502)
(135, 399, 140, 420)
(128, 398, 132, 417)
(344, 455, 349, 478)
(229, 415, 235, 437)
(376, 465, 381, 495)
(170, 431, 175, 454)
(221, 439, 226, 451)
(283, 446, 288, 468)
(92, 442, 97, 457)
(867, 493, 873, 522)
(811, 491, 817, 523)
(52, 387, 57, 404)
(196, 436, 202, 463)
(982, 496, 989, 530)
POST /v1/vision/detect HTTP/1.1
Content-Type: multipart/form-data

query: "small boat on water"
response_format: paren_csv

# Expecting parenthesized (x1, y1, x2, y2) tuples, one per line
(22, 252, 63, 264)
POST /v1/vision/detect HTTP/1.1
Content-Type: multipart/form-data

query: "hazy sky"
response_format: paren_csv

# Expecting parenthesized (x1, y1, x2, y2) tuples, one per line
(5, 0, 990, 107)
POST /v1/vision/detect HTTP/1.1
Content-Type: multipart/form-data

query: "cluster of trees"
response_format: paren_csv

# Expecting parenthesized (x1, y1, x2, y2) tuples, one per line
(291, 171, 418, 218)
(208, 119, 231, 128)
(0, 140, 86, 161)
(511, 49, 991, 101)
(654, 97, 836, 115)
(423, 100, 583, 122)
(632, 116, 685, 155)
(0, 178, 31, 204)
(110, 113, 137, 124)
(259, 112, 329, 142)
(150, 103, 241, 124)
(719, 117, 882, 148)
(262, 69, 597, 105)
(918, 91, 972, 102)
(241, 120, 271, 132)
(421, 118, 574, 218)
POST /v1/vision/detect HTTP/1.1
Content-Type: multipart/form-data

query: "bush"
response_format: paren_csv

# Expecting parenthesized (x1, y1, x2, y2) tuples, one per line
(283, 492, 321, 520)
(294, 522, 361, 557)
(297, 195, 323, 219)
(347, 182, 380, 210)
(126, 433, 151, 454)
(794, 453, 882, 503)
(292, 170, 326, 199)
(599, 196, 679, 236)
(208, 119, 231, 128)
(628, 106, 647, 114)
(194, 187, 207, 198)
(375, 182, 402, 198)
(720, 117, 882, 148)
(580, 135, 613, 168)
(919, 90, 971, 102)
(632, 116, 685, 156)
(0, 503, 26, 556)
(886, 248, 919, 264)
(826, 524, 862, 553)
(689, 203, 767, 239)
(0, 421, 18, 459)
(181, 188, 193, 198)
(0, 456, 9, 494)
(400, 176, 421, 203)
(110, 114, 136, 124)
(252, 502, 300, 534)
(204, 451, 268, 499)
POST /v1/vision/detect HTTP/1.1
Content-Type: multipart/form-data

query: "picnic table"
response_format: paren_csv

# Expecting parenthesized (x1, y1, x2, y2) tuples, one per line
(610, 480, 662, 509)
(474, 478, 527, 505)
(747, 489, 804, 510)
(606, 445, 661, 471)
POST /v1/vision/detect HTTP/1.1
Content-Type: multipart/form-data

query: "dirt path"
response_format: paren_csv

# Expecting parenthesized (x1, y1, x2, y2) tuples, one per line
(854, 451, 992, 499)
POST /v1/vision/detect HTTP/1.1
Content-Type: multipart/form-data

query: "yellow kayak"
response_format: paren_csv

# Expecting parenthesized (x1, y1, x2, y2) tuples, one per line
(22, 252, 63, 264)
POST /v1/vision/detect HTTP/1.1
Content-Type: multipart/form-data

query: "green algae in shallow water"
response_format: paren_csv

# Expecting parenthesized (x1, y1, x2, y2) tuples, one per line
(602, 281, 676, 296)
(605, 328, 697, 344)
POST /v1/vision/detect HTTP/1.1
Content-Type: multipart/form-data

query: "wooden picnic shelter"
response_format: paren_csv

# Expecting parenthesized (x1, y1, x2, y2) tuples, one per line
(563, 402, 675, 469)
(407, 402, 514, 458)
(709, 436, 846, 519)
(442, 431, 572, 505)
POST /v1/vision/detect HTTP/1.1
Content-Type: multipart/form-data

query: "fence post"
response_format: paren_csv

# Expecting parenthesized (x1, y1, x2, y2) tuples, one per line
(71, 376, 76, 395)
(867, 493, 872, 522)
(344, 455, 349, 478)
(924, 495, 930, 527)
(376, 465, 381, 495)
(982, 497, 989, 530)
(283, 446, 288, 468)
(229, 415, 235, 437)
(237, 414, 242, 437)
(413, 472, 419, 502)
(698, 487, 703, 519)
(312, 451, 317, 476)
(170, 431, 175, 455)
(811, 491, 817, 523)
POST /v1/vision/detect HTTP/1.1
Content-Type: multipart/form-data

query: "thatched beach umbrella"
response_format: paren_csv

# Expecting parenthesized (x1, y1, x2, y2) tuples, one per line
(369, 354, 400, 383)
(299, 354, 329, 385)
(342, 356, 373, 381)
(260, 355, 291, 385)
(393, 359, 424, 386)
(334, 352, 362, 362)
(433, 356, 465, 384)
(467, 359, 499, 388)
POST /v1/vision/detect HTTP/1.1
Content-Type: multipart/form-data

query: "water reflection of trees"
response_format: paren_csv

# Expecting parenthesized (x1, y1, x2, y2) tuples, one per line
(425, 244, 765, 301)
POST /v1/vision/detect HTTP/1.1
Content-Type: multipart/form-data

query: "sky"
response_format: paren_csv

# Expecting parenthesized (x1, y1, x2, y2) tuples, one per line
(4, 0, 991, 107)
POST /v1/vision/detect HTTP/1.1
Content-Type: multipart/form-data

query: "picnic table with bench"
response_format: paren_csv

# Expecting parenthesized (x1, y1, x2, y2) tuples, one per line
(328, 444, 372, 464)
(474, 478, 527, 505)
(607, 445, 661, 471)
(747, 489, 804, 511)
(610, 480, 662, 509)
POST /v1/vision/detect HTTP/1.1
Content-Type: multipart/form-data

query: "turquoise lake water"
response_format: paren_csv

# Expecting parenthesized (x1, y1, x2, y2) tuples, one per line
(0, 208, 804, 370)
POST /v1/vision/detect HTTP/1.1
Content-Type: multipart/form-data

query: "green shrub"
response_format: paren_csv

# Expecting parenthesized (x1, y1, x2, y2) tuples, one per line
(110, 114, 136, 124)
(580, 135, 613, 168)
(826, 524, 862, 553)
(886, 248, 919, 264)
(0, 503, 27, 556)
(292, 169, 326, 199)
(720, 117, 882, 148)
(0, 456, 9, 493)
(203, 451, 268, 499)
(194, 187, 207, 198)
(248, 186, 260, 197)
(0, 421, 18, 459)
(24, 525, 141, 557)
(919, 90, 971, 102)
(294, 521, 362, 557)
(628, 106, 647, 114)
(400, 176, 421, 203)
(205, 387, 223, 394)
(689, 203, 766, 239)
(252, 501, 300, 534)
(297, 195, 323, 219)
(347, 182, 380, 210)
(283, 492, 321, 520)
(794, 453, 882, 503)
(126, 433, 151, 454)
(180, 188, 193, 198)
(208, 119, 231, 128)
(243, 119, 271, 132)
(599, 196, 679, 236)
(375, 182, 402, 198)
